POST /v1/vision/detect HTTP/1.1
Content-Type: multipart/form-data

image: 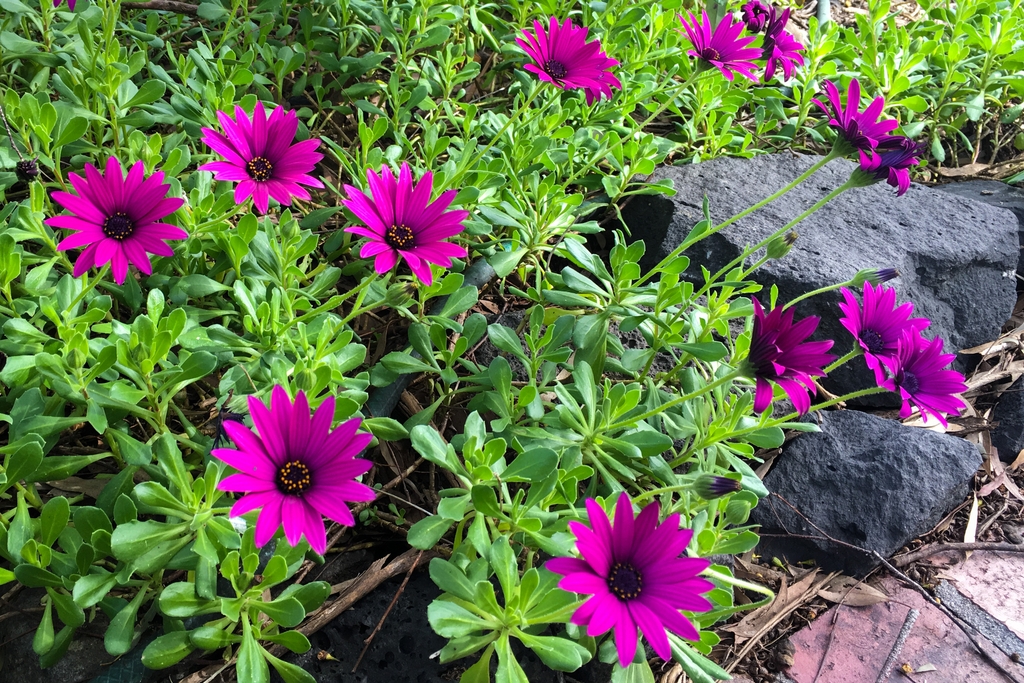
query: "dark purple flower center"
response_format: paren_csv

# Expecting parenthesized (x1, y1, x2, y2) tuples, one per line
(544, 59, 569, 79)
(700, 47, 722, 61)
(16, 159, 39, 181)
(607, 562, 643, 600)
(899, 370, 920, 395)
(385, 224, 415, 250)
(859, 328, 886, 355)
(277, 460, 312, 494)
(103, 211, 135, 240)
(247, 156, 274, 182)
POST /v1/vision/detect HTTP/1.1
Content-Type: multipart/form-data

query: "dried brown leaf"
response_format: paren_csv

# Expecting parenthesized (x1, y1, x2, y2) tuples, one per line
(721, 570, 821, 643)
(816, 575, 890, 606)
(937, 163, 990, 177)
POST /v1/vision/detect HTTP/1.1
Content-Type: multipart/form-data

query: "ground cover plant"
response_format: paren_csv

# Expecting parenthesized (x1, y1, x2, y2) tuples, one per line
(0, 0, 990, 681)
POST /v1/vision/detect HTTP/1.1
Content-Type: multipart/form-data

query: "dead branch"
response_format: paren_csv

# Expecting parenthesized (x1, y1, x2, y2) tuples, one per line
(892, 542, 1024, 568)
(121, 0, 199, 14)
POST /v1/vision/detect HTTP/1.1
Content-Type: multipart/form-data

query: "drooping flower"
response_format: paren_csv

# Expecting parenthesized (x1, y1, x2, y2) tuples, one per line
(742, 298, 835, 414)
(851, 267, 900, 287)
(851, 136, 924, 196)
(15, 158, 39, 181)
(53, 0, 76, 9)
(813, 79, 899, 155)
(342, 163, 468, 285)
(678, 11, 762, 82)
(547, 494, 713, 668)
(211, 386, 376, 555)
(761, 7, 804, 82)
(882, 333, 967, 428)
(517, 17, 622, 105)
(693, 474, 743, 500)
(199, 102, 324, 215)
(838, 281, 930, 384)
(741, 0, 772, 32)
(47, 157, 186, 285)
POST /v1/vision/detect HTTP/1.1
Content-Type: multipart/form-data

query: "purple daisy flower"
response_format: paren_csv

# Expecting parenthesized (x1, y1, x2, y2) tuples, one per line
(838, 282, 930, 384)
(853, 136, 924, 196)
(517, 17, 622, 105)
(342, 163, 468, 286)
(211, 385, 376, 555)
(199, 102, 324, 215)
(741, 0, 772, 32)
(743, 298, 835, 414)
(761, 7, 804, 82)
(547, 494, 714, 668)
(882, 334, 967, 428)
(47, 157, 186, 285)
(678, 11, 762, 82)
(813, 79, 899, 155)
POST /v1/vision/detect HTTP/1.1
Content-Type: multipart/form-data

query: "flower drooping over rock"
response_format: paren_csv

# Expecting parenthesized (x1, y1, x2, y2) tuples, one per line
(547, 494, 713, 668)
(882, 334, 967, 427)
(679, 11, 762, 82)
(838, 281, 930, 383)
(47, 157, 186, 284)
(813, 79, 899, 155)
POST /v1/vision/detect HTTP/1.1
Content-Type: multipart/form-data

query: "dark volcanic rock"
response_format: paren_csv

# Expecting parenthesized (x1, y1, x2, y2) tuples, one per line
(935, 180, 1024, 286)
(750, 410, 982, 575)
(620, 154, 1019, 404)
(991, 375, 1024, 462)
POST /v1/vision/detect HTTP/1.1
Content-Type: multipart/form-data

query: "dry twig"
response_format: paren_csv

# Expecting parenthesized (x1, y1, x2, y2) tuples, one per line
(121, 0, 199, 13)
(892, 541, 1024, 568)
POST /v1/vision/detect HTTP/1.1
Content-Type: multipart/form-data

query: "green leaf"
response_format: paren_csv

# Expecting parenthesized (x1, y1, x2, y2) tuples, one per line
(40, 496, 70, 546)
(427, 600, 493, 638)
(261, 630, 311, 653)
(38, 625, 75, 669)
(439, 286, 478, 318)
(516, 632, 591, 672)
(259, 596, 305, 628)
(108, 430, 153, 466)
(265, 651, 316, 683)
(14, 565, 63, 588)
(501, 448, 557, 482)
(428, 557, 476, 602)
(32, 598, 54, 655)
(124, 80, 166, 108)
(362, 417, 408, 441)
(4, 438, 43, 487)
(142, 631, 194, 669)
(459, 644, 494, 683)
(408, 516, 453, 550)
(72, 571, 118, 608)
(278, 581, 330, 614)
(410, 425, 457, 471)
(112, 520, 186, 561)
(49, 588, 85, 628)
(237, 620, 270, 683)
(712, 530, 759, 555)
(678, 342, 728, 362)
(54, 116, 89, 148)
(495, 632, 529, 683)
(471, 485, 502, 518)
(133, 481, 190, 515)
(26, 453, 110, 482)
(489, 537, 517, 602)
(189, 625, 241, 650)
(105, 585, 148, 656)
(159, 582, 220, 617)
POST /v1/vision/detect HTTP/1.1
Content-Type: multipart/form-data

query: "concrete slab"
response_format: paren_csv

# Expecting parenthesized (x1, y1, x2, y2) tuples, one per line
(786, 576, 1022, 682)
(939, 550, 1024, 641)
(934, 580, 1024, 661)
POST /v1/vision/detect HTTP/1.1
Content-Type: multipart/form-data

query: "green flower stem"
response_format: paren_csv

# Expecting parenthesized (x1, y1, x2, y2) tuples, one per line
(65, 266, 109, 313)
(783, 272, 859, 309)
(823, 347, 862, 375)
(558, 70, 704, 195)
(693, 182, 853, 302)
(607, 370, 741, 431)
(642, 150, 843, 287)
(630, 476, 703, 506)
(761, 385, 890, 429)
(447, 84, 545, 189)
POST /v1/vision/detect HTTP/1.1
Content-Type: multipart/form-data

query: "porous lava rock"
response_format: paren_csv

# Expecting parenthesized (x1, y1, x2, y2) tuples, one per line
(991, 375, 1024, 462)
(935, 179, 1024, 285)
(749, 410, 982, 575)
(619, 154, 1019, 404)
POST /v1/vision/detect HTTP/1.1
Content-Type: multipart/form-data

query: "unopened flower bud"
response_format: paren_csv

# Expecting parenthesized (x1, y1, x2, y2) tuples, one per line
(851, 267, 899, 287)
(766, 230, 798, 260)
(15, 158, 38, 181)
(725, 498, 753, 524)
(384, 280, 417, 307)
(693, 474, 743, 500)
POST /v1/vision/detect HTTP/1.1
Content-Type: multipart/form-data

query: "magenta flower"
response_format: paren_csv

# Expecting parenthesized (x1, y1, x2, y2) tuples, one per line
(882, 334, 967, 428)
(547, 495, 713, 668)
(53, 0, 76, 9)
(743, 299, 835, 414)
(838, 282, 930, 384)
(741, 0, 772, 32)
(678, 11, 762, 82)
(813, 79, 899, 154)
(517, 17, 622, 104)
(853, 136, 924, 196)
(199, 102, 324, 215)
(342, 163, 468, 285)
(211, 386, 376, 555)
(761, 7, 804, 82)
(47, 157, 185, 285)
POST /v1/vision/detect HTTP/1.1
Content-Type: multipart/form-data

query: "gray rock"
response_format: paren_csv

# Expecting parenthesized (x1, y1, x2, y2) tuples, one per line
(934, 581, 1024, 661)
(991, 375, 1024, 462)
(749, 410, 981, 575)
(620, 154, 1019, 404)
(934, 180, 1024, 285)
